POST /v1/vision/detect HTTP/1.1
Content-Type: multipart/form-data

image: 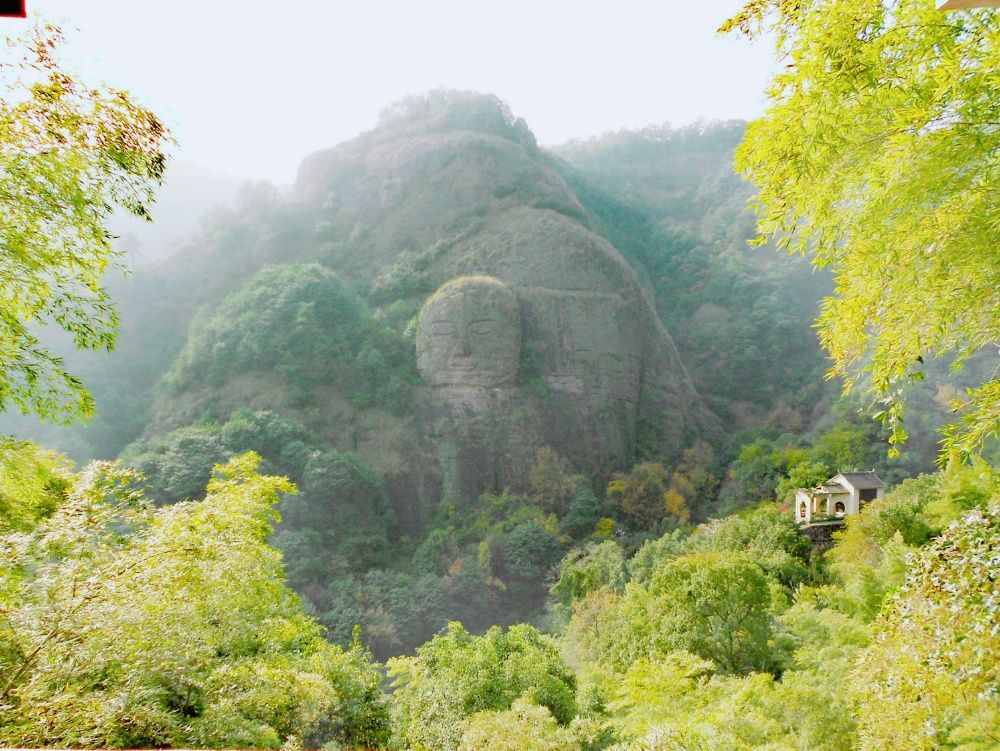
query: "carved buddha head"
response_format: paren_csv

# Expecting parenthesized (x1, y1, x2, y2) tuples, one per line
(416, 276, 521, 387)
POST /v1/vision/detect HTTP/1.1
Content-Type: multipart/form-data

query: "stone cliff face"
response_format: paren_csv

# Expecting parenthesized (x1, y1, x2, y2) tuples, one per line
(292, 92, 716, 502)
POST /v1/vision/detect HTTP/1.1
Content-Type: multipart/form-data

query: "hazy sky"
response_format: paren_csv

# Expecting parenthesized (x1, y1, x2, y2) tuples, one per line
(9, 1, 775, 184)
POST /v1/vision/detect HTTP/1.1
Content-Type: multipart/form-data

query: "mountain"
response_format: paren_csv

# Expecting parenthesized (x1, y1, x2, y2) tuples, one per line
(555, 123, 834, 431)
(110, 161, 245, 264)
(0, 92, 873, 656)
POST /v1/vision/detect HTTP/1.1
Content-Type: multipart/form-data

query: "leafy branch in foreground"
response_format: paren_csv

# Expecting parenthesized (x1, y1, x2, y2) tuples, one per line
(0, 22, 170, 422)
(0, 453, 390, 749)
(849, 500, 1000, 750)
(723, 0, 999, 460)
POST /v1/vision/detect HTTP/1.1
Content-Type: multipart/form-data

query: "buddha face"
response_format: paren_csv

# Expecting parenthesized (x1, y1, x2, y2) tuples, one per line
(416, 276, 521, 387)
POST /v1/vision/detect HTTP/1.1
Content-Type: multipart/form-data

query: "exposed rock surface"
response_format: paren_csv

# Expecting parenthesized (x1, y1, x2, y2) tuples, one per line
(133, 92, 716, 507)
(416, 276, 521, 388)
(292, 92, 716, 500)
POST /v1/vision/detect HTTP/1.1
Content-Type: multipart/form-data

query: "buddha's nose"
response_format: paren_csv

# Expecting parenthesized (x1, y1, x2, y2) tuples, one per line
(456, 335, 471, 356)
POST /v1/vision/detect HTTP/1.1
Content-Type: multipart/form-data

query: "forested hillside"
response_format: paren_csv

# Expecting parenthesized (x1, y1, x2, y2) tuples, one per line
(557, 123, 831, 427)
(555, 124, 996, 477)
(0, 91, 974, 657)
(2, 0, 998, 747)
(4, 435, 996, 749)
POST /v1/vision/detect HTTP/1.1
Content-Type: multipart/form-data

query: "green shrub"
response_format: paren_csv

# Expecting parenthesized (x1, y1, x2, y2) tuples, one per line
(388, 622, 577, 751)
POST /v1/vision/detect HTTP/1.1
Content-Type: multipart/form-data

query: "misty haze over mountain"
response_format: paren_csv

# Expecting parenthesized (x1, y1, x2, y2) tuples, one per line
(23, 0, 775, 183)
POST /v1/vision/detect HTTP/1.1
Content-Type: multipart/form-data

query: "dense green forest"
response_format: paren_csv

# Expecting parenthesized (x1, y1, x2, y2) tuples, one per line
(1, 2, 998, 750)
(0, 91, 902, 657)
(3, 438, 997, 749)
(5, 100, 967, 658)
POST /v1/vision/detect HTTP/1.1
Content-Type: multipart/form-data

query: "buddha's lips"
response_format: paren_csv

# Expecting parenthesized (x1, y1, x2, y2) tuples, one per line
(447, 358, 479, 371)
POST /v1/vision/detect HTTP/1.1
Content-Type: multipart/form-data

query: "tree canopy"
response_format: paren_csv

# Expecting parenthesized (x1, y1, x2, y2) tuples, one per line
(0, 453, 390, 749)
(387, 622, 577, 751)
(723, 0, 1000, 460)
(0, 23, 169, 423)
(849, 501, 1000, 750)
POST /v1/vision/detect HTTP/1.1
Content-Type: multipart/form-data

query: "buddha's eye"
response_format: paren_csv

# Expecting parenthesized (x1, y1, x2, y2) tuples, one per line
(468, 319, 495, 336)
(430, 321, 457, 337)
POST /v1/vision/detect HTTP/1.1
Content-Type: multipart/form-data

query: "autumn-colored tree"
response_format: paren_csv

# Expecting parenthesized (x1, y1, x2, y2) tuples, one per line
(529, 447, 576, 514)
(608, 462, 690, 530)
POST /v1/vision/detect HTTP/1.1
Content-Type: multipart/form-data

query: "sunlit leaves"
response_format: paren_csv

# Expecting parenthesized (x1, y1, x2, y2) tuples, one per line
(388, 622, 577, 751)
(849, 501, 1000, 750)
(0, 23, 169, 422)
(0, 453, 390, 749)
(725, 0, 1000, 460)
(0, 437, 70, 533)
(460, 699, 579, 751)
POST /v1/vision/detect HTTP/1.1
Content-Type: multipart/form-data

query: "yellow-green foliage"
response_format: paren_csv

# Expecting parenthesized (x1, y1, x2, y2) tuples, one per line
(0, 24, 169, 422)
(724, 0, 1000, 459)
(0, 453, 389, 749)
(388, 622, 577, 751)
(850, 501, 1000, 751)
(0, 439, 70, 533)
(566, 550, 781, 676)
(460, 699, 578, 751)
(557, 464, 998, 751)
(605, 659, 856, 751)
(550, 540, 627, 616)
